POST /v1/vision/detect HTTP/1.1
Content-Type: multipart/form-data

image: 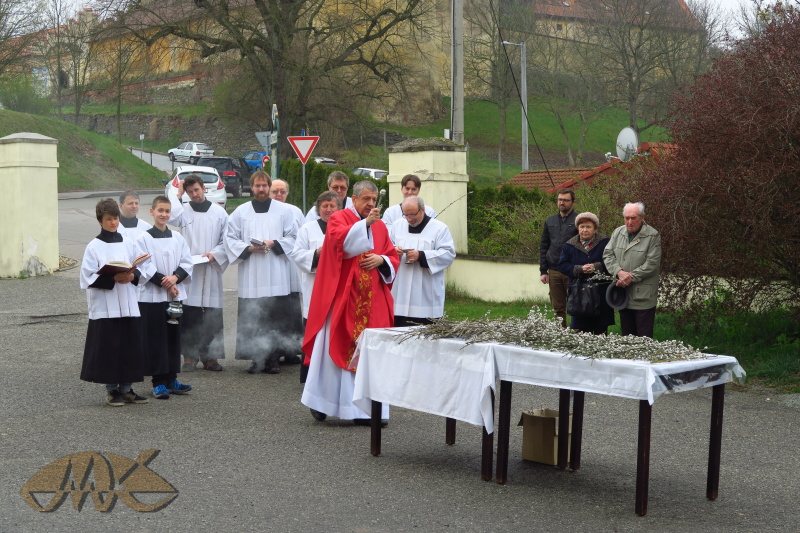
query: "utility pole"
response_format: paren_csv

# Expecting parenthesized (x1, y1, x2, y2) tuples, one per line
(450, 0, 464, 144)
(502, 40, 528, 170)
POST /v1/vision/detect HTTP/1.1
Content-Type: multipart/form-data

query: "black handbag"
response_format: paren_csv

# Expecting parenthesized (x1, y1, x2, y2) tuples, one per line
(567, 277, 602, 318)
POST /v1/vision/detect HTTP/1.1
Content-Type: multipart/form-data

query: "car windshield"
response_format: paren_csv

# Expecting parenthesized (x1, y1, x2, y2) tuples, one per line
(196, 144, 212, 151)
(179, 171, 218, 184)
(197, 159, 231, 171)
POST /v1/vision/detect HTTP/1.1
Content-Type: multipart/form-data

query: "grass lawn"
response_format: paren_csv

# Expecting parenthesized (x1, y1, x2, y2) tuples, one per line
(0, 109, 166, 191)
(443, 290, 799, 392)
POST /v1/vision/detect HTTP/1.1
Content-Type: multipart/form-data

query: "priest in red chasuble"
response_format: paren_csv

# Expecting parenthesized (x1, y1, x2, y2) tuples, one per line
(301, 180, 399, 425)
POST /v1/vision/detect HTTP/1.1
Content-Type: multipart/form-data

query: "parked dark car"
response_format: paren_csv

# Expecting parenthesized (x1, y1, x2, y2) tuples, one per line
(195, 156, 253, 198)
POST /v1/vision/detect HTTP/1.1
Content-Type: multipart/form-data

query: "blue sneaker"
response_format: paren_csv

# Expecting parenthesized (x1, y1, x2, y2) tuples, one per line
(153, 385, 170, 399)
(167, 380, 192, 395)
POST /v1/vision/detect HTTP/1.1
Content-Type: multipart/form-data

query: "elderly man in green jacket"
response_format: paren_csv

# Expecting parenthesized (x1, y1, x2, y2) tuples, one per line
(602, 202, 662, 338)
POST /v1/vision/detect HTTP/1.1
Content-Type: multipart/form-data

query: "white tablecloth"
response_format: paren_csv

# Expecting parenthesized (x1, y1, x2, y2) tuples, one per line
(351, 327, 746, 433)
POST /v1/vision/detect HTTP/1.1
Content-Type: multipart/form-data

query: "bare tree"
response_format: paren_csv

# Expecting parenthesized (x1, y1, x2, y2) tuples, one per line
(525, 16, 608, 166)
(0, 0, 45, 76)
(35, 0, 71, 113)
(63, 9, 101, 121)
(465, 0, 518, 176)
(93, 20, 153, 143)
(578, 0, 704, 133)
(96, 0, 433, 146)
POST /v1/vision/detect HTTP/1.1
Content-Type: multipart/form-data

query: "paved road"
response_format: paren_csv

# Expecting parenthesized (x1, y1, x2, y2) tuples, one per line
(0, 197, 798, 531)
(129, 148, 178, 173)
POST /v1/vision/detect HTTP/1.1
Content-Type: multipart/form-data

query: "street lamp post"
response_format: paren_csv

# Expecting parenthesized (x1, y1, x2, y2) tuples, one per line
(502, 40, 528, 171)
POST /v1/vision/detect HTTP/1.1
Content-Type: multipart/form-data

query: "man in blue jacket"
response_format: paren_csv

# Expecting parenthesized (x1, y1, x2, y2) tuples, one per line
(539, 189, 578, 327)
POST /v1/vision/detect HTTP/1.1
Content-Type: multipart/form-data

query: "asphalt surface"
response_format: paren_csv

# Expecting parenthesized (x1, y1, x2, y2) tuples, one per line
(0, 194, 798, 532)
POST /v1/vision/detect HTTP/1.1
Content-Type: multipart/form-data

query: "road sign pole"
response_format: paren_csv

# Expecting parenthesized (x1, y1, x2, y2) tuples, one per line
(302, 163, 307, 214)
(287, 135, 321, 214)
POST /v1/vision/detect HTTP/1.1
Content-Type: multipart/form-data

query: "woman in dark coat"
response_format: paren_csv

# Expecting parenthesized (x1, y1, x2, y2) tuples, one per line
(557, 212, 615, 334)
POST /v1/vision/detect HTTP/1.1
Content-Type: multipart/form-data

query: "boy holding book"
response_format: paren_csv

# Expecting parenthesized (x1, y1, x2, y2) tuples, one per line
(136, 196, 194, 399)
(80, 198, 149, 406)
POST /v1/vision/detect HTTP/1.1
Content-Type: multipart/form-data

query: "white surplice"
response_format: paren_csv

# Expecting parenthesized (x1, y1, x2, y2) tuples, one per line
(301, 208, 395, 419)
(284, 202, 305, 293)
(168, 196, 229, 308)
(224, 200, 297, 298)
(287, 219, 325, 319)
(136, 230, 194, 303)
(381, 203, 436, 228)
(80, 237, 142, 319)
(118, 217, 152, 241)
(389, 217, 455, 318)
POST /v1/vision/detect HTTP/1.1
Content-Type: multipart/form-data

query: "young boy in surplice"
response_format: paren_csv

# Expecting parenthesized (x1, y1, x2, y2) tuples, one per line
(136, 196, 194, 399)
(80, 198, 148, 406)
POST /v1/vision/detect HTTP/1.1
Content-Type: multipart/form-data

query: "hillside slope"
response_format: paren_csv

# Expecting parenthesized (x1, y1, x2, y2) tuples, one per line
(0, 110, 166, 192)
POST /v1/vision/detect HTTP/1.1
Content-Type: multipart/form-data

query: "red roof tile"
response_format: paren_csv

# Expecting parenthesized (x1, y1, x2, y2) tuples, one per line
(507, 143, 676, 193)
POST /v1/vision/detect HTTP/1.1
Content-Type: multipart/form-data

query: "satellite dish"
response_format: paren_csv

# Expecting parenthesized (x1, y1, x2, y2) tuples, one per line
(616, 127, 639, 162)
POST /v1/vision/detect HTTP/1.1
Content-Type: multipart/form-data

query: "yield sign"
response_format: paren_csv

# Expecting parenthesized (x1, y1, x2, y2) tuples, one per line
(287, 136, 320, 164)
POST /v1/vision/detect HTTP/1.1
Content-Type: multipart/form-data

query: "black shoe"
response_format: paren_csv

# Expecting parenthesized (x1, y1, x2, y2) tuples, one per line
(121, 389, 149, 404)
(246, 361, 261, 374)
(105, 390, 125, 407)
(354, 419, 389, 428)
(203, 359, 223, 371)
(281, 354, 302, 365)
(263, 359, 281, 374)
(310, 409, 327, 421)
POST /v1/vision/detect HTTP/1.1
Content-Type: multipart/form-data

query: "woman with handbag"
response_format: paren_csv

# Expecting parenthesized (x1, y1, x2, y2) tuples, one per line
(557, 212, 615, 335)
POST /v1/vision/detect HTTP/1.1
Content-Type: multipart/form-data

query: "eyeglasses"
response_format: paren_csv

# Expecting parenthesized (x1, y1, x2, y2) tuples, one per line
(557, 199, 573, 203)
(403, 209, 422, 219)
(330, 186, 348, 192)
(271, 190, 288, 195)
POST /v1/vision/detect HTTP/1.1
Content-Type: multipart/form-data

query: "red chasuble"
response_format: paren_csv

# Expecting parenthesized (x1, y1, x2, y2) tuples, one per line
(302, 208, 400, 371)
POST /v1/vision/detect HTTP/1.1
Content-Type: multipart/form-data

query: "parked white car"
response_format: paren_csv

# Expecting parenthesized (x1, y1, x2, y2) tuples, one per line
(164, 166, 227, 209)
(352, 167, 388, 180)
(168, 142, 214, 165)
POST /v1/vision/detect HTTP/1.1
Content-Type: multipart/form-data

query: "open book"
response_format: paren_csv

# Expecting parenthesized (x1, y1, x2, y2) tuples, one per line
(96, 253, 150, 275)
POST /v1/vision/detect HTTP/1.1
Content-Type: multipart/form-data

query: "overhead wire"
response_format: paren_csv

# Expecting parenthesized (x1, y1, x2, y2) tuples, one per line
(487, 0, 556, 188)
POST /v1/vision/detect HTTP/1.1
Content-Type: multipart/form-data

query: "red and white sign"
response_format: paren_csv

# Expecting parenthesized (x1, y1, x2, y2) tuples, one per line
(287, 136, 320, 165)
(261, 154, 270, 166)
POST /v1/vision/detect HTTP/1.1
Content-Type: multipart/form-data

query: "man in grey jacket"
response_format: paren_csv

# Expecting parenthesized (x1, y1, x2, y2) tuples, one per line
(602, 202, 662, 337)
(539, 189, 578, 327)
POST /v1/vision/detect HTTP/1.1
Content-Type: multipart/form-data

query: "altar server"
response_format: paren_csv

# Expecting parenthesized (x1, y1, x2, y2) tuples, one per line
(169, 175, 230, 372)
(288, 191, 340, 319)
(137, 196, 194, 399)
(389, 196, 455, 326)
(80, 198, 147, 407)
(381, 174, 436, 228)
(269, 179, 305, 365)
(301, 180, 399, 425)
(117, 190, 152, 239)
(305, 171, 353, 222)
(224, 170, 297, 374)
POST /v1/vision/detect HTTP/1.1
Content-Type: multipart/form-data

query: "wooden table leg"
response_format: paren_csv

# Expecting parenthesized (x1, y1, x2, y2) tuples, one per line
(495, 380, 512, 484)
(571, 391, 585, 471)
(558, 389, 571, 469)
(446, 418, 456, 445)
(707, 384, 725, 500)
(481, 389, 495, 482)
(635, 399, 652, 516)
(370, 400, 382, 457)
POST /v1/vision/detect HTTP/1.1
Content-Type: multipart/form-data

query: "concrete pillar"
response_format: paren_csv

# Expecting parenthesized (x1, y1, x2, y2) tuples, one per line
(387, 138, 468, 253)
(0, 133, 60, 278)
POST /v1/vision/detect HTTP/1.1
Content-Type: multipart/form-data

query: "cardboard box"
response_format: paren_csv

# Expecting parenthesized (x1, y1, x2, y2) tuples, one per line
(518, 409, 572, 465)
